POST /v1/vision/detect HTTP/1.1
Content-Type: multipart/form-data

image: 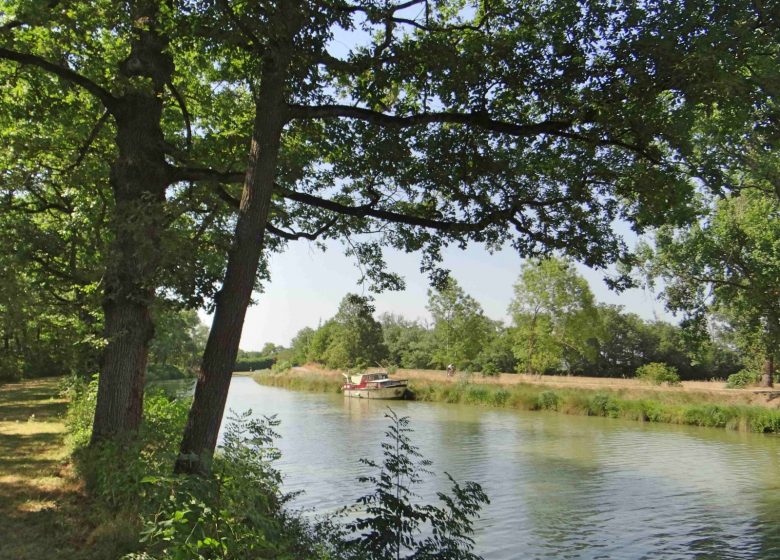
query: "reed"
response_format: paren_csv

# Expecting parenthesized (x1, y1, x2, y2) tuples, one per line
(252, 370, 780, 434)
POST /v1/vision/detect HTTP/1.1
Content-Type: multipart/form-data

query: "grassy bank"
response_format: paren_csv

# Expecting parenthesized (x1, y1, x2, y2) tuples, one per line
(0, 378, 97, 560)
(253, 369, 780, 434)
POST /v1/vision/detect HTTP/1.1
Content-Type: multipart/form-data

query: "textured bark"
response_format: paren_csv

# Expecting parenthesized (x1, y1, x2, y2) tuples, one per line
(760, 355, 774, 388)
(90, 2, 172, 443)
(175, 37, 295, 474)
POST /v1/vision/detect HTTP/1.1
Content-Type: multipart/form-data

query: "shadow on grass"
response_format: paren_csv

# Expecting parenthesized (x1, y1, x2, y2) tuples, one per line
(0, 378, 126, 560)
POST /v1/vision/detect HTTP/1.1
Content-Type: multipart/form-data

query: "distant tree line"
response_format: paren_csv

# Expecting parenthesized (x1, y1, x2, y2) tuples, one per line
(270, 258, 743, 381)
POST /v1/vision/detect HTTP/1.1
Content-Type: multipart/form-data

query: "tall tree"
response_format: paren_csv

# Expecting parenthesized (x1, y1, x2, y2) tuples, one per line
(324, 294, 388, 369)
(646, 190, 780, 386)
(0, 1, 179, 439)
(175, 0, 778, 472)
(427, 279, 493, 369)
(509, 258, 596, 374)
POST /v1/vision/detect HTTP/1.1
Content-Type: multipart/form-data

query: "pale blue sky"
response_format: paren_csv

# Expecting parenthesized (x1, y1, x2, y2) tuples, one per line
(200, 230, 673, 350)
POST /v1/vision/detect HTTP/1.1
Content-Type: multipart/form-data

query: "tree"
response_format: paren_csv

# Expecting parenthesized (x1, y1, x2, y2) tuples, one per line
(475, 326, 518, 374)
(509, 258, 597, 374)
(647, 190, 780, 386)
(427, 279, 493, 370)
(323, 294, 388, 369)
(289, 327, 315, 365)
(380, 314, 436, 370)
(0, 1, 196, 441)
(175, 0, 780, 472)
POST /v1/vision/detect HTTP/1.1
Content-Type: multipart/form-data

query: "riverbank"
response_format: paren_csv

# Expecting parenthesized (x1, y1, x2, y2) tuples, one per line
(253, 366, 780, 434)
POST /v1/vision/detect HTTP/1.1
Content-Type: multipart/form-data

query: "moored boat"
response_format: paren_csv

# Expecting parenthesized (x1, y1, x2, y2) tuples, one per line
(341, 371, 408, 399)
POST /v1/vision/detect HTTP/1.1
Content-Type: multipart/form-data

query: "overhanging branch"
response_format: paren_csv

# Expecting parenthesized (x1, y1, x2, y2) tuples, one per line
(0, 47, 118, 111)
(288, 103, 573, 137)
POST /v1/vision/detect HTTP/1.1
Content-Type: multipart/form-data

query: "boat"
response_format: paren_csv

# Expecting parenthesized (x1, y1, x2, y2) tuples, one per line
(341, 371, 408, 399)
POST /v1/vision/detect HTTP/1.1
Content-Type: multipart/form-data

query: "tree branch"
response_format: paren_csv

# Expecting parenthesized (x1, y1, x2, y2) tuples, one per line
(0, 47, 118, 111)
(65, 110, 110, 172)
(288, 104, 573, 137)
(171, 164, 575, 234)
(167, 81, 192, 151)
(266, 215, 340, 241)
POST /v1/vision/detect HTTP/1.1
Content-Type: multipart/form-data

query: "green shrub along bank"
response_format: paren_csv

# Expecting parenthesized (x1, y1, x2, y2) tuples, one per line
(62, 376, 487, 560)
(252, 372, 780, 434)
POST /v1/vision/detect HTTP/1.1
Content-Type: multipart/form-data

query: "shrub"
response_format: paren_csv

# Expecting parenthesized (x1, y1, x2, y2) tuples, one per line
(636, 362, 681, 386)
(588, 393, 620, 417)
(726, 369, 760, 389)
(336, 409, 489, 560)
(535, 391, 560, 411)
(481, 362, 499, 377)
(62, 374, 99, 449)
(138, 412, 322, 560)
(271, 359, 293, 373)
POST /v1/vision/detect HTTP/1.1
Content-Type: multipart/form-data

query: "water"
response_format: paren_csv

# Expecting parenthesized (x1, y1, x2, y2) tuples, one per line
(219, 376, 780, 559)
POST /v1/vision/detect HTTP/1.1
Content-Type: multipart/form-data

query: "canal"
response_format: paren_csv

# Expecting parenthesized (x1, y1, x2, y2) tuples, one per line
(218, 376, 780, 559)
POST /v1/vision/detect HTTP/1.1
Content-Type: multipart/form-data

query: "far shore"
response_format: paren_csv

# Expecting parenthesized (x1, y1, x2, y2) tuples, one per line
(254, 364, 780, 410)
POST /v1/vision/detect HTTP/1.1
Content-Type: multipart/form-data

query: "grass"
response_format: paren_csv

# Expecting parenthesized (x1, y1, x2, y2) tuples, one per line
(253, 368, 780, 434)
(0, 378, 102, 560)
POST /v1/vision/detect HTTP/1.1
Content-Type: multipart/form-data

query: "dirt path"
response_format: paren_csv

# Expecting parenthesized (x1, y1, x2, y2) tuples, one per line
(0, 378, 88, 560)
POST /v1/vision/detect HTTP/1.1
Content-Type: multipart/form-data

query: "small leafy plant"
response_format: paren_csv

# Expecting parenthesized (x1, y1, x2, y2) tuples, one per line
(338, 408, 489, 560)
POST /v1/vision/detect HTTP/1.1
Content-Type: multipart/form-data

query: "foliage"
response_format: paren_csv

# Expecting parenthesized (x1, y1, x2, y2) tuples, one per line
(62, 374, 99, 450)
(292, 283, 742, 381)
(338, 409, 489, 560)
(645, 190, 780, 384)
(428, 279, 494, 370)
(138, 412, 323, 560)
(480, 362, 499, 377)
(535, 391, 560, 411)
(235, 356, 276, 372)
(635, 363, 682, 386)
(270, 360, 293, 373)
(288, 327, 315, 366)
(302, 295, 388, 370)
(380, 314, 436, 370)
(509, 258, 597, 374)
(726, 369, 760, 389)
(148, 309, 209, 380)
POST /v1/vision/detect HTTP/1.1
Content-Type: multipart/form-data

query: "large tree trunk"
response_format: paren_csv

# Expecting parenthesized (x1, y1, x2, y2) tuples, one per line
(175, 51, 292, 474)
(760, 355, 774, 388)
(91, 3, 172, 443)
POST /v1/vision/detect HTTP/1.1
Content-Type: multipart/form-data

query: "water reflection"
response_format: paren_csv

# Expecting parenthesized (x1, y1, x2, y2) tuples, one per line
(215, 376, 780, 559)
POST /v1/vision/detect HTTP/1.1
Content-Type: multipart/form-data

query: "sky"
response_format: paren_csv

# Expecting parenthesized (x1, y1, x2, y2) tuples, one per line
(200, 228, 675, 351)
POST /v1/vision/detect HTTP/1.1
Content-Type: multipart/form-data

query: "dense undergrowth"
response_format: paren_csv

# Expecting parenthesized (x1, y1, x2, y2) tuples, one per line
(253, 371, 780, 434)
(62, 377, 488, 559)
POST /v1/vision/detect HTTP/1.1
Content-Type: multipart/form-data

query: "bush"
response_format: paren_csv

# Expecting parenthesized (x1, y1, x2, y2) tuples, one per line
(480, 362, 499, 377)
(138, 412, 323, 560)
(726, 369, 760, 388)
(335, 409, 489, 560)
(587, 393, 620, 417)
(62, 374, 99, 449)
(271, 359, 293, 373)
(535, 391, 560, 411)
(636, 362, 681, 386)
